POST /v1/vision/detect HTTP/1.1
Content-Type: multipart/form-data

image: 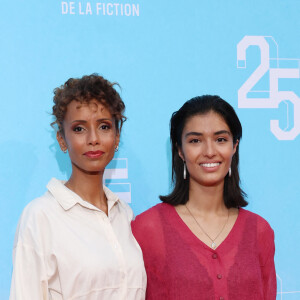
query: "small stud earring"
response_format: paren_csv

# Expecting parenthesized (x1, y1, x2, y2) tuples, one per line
(115, 145, 119, 152)
(63, 149, 67, 154)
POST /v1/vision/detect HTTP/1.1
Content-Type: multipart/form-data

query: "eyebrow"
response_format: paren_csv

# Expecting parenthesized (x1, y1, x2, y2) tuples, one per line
(215, 130, 231, 136)
(71, 118, 113, 124)
(185, 130, 231, 138)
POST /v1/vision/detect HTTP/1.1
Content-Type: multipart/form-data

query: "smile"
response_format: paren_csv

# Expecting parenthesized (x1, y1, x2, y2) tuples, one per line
(200, 162, 221, 167)
(83, 151, 104, 158)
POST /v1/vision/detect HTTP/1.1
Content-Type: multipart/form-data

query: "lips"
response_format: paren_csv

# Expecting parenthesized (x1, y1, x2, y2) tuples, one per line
(83, 151, 104, 158)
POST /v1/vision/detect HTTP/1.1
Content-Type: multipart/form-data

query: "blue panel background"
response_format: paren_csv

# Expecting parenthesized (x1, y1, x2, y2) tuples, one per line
(1, 0, 299, 298)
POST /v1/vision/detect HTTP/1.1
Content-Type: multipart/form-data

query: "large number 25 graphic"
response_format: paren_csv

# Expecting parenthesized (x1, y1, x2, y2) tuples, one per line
(237, 36, 300, 140)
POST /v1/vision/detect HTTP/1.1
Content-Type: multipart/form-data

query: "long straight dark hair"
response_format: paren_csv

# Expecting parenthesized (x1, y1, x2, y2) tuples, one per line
(160, 95, 248, 208)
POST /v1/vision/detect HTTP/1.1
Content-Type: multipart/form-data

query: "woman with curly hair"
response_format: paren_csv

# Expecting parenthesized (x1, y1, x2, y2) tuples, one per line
(132, 95, 276, 299)
(10, 74, 146, 300)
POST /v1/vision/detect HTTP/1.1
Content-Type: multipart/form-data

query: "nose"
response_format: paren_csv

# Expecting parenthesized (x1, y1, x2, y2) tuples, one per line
(87, 127, 100, 146)
(203, 140, 216, 158)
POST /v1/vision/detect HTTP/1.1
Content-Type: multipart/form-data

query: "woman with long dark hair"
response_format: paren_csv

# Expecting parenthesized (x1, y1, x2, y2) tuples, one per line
(132, 95, 276, 299)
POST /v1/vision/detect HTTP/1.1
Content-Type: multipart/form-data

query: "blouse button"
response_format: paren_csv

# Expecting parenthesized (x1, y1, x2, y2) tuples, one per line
(212, 253, 218, 259)
(217, 274, 222, 279)
(219, 297, 224, 300)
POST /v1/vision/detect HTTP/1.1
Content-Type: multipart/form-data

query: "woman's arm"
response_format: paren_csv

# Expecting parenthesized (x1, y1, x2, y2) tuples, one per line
(261, 249, 277, 299)
(10, 242, 49, 300)
(10, 200, 50, 300)
(258, 222, 277, 300)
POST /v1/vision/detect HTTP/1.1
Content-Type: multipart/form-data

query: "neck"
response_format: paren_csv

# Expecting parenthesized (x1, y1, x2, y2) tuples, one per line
(66, 166, 107, 213)
(187, 179, 227, 214)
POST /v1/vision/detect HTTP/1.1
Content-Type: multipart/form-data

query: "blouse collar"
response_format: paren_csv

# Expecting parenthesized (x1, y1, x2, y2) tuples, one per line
(47, 178, 120, 212)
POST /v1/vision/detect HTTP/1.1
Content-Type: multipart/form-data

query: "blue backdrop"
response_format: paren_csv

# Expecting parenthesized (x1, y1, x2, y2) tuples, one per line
(1, 0, 299, 298)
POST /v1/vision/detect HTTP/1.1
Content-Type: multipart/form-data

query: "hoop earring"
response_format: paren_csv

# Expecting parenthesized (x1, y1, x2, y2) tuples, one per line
(115, 145, 119, 152)
(183, 161, 187, 180)
(228, 167, 231, 177)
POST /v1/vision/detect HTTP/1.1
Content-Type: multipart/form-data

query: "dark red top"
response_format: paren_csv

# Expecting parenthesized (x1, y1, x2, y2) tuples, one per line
(132, 203, 276, 300)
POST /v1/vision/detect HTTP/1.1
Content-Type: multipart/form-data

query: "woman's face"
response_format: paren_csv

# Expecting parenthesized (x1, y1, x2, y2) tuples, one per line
(178, 111, 238, 188)
(57, 100, 119, 175)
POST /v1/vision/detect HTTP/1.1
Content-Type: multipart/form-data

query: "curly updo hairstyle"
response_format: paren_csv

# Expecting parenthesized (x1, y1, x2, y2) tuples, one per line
(51, 74, 126, 135)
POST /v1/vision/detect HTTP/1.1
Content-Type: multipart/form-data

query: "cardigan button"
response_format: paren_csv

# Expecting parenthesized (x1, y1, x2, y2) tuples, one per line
(217, 274, 222, 279)
(212, 253, 218, 259)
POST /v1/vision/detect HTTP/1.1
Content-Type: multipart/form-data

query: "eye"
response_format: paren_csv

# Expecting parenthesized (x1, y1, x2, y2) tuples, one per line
(73, 126, 85, 132)
(216, 137, 227, 143)
(99, 123, 111, 130)
(189, 138, 201, 143)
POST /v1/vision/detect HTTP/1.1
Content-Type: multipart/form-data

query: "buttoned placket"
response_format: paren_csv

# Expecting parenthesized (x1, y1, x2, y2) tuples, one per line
(96, 203, 128, 299)
(45, 179, 140, 299)
(209, 249, 226, 300)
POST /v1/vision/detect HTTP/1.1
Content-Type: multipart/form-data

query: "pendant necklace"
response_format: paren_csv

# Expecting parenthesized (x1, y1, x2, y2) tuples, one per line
(185, 204, 229, 250)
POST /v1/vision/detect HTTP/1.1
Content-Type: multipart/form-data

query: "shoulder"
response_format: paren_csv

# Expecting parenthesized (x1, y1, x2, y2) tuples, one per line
(134, 203, 170, 223)
(103, 185, 134, 221)
(14, 190, 57, 248)
(132, 203, 171, 233)
(241, 209, 275, 266)
(19, 191, 55, 225)
(240, 208, 274, 233)
(118, 198, 134, 222)
(131, 203, 170, 252)
(15, 178, 65, 239)
(239, 208, 275, 249)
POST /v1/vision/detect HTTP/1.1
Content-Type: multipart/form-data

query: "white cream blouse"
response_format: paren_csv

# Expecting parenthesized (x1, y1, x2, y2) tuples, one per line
(10, 178, 146, 300)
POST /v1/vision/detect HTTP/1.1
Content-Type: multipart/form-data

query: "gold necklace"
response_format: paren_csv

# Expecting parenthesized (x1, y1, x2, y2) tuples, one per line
(185, 204, 229, 250)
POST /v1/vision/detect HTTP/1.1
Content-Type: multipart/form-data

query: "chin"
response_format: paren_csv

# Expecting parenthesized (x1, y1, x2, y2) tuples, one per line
(203, 181, 222, 187)
(195, 176, 224, 187)
(79, 168, 102, 175)
(72, 162, 106, 175)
